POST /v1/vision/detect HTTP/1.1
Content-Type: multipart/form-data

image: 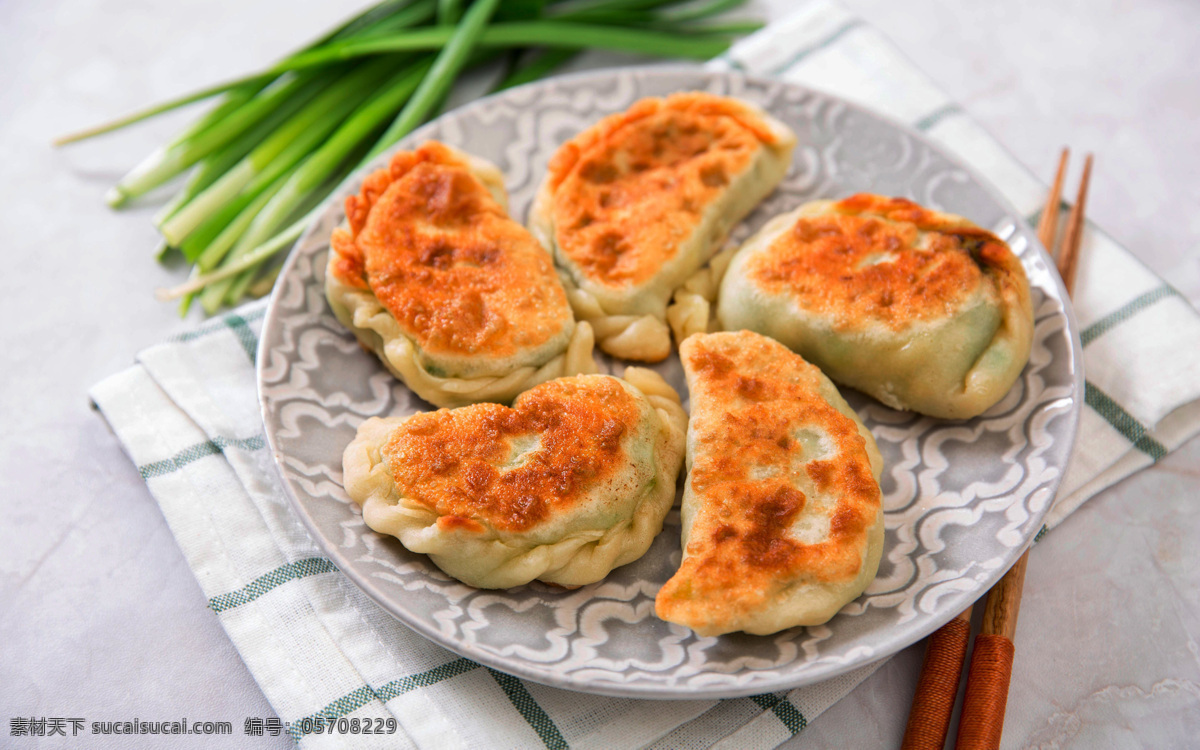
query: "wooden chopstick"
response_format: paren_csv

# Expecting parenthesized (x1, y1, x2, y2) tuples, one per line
(1058, 154, 1093, 293)
(954, 150, 1092, 750)
(901, 148, 1090, 750)
(901, 606, 973, 749)
(1036, 149, 1071, 252)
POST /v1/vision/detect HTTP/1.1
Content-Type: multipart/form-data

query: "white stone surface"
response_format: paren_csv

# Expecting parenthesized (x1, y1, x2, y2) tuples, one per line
(1, 0, 1197, 747)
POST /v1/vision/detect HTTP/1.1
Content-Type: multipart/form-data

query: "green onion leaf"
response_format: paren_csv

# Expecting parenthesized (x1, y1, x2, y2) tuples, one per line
(161, 59, 398, 245)
(371, 0, 502, 156)
(492, 48, 579, 91)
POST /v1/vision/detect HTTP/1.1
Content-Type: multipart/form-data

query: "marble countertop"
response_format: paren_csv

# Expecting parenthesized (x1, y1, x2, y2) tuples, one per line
(2, 0, 1197, 747)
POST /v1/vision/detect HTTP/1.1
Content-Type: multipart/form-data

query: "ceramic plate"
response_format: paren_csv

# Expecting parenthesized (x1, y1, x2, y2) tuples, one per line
(257, 67, 1082, 699)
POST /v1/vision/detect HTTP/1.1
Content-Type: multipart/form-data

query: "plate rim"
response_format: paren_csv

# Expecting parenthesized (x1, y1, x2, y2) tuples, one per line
(257, 63, 1084, 699)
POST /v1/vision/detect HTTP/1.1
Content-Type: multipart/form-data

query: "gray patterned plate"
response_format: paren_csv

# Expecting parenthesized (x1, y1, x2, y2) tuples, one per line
(258, 67, 1082, 699)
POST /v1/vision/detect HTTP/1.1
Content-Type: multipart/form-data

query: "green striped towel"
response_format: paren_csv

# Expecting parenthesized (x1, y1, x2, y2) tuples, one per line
(90, 2, 1200, 747)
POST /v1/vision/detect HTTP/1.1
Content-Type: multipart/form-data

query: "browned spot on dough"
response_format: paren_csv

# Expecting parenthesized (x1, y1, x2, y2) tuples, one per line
(655, 331, 882, 630)
(383, 377, 642, 533)
(546, 92, 785, 289)
(329, 141, 570, 359)
(748, 193, 1021, 329)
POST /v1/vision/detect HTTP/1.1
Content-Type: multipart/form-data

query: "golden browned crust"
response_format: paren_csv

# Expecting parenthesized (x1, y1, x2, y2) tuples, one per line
(547, 93, 789, 289)
(381, 376, 642, 533)
(330, 141, 571, 359)
(655, 331, 881, 631)
(747, 194, 1022, 329)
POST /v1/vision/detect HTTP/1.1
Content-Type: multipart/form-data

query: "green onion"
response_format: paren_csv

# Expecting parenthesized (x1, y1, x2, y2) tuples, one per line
(493, 47, 579, 91)
(657, 0, 746, 23)
(313, 0, 420, 46)
(246, 266, 283, 299)
(61, 0, 761, 314)
(109, 71, 330, 207)
(549, 8, 653, 24)
(437, 0, 464, 25)
(546, 0, 689, 18)
(265, 59, 433, 236)
(53, 75, 277, 146)
(347, 0, 439, 39)
(162, 83, 267, 152)
(55, 3, 435, 146)
(197, 183, 294, 313)
(371, 0, 501, 156)
(62, 12, 728, 150)
(664, 19, 762, 35)
(188, 167, 295, 270)
(159, 218, 308, 301)
(178, 173, 293, 265)
(199, 59, 435, 311)
(473, 21, 731, 57)
(295, 22, 733, 65)
(160, 60, 397, 245)
(152, 96, 303, 229)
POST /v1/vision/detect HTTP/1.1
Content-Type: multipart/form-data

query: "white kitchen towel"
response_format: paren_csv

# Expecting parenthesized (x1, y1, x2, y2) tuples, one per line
(91, 1, 1200, 747)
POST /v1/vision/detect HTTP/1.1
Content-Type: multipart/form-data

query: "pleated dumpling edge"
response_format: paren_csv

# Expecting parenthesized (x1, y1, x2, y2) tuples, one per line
(343, 370, 687, 590)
